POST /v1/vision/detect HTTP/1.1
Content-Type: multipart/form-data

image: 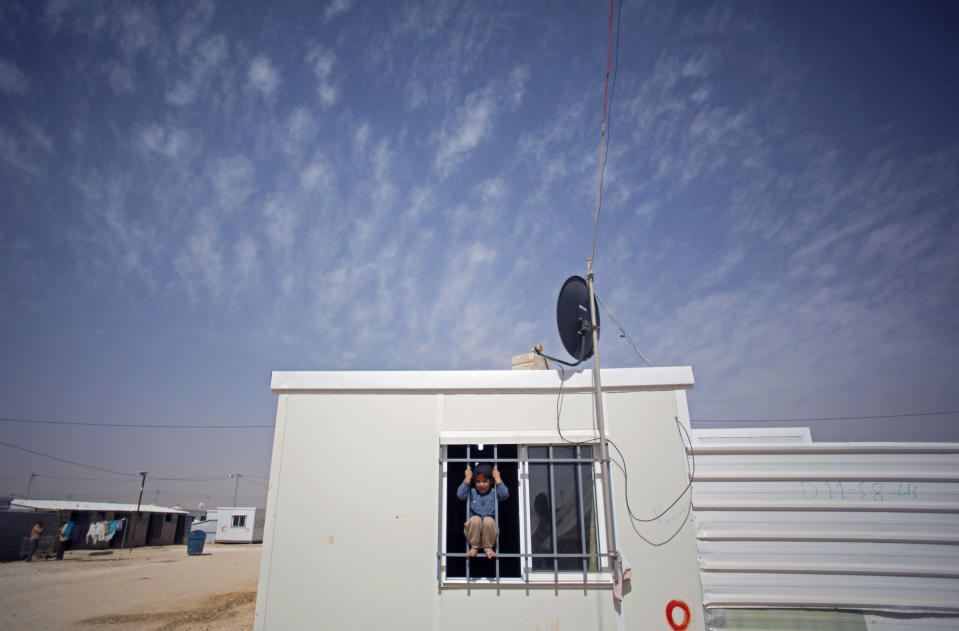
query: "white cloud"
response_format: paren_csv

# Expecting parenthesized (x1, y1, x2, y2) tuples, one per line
(352, 121, 370, 158)
(107, 62, 135, 94)
(405, 186, 434, 223)
(477, 177, 507, 204)
(0, 60, 29, 95)
(433, 87, 495, 178)
(174, 213, 224, 298)
(210, 156, 255, 210)
(299, 151, 336, 195)
(263, 196, 298, 249)
(174, 0, 215, 54)
(43, 0, 74, 33)
(508, 65, 531, 106)
(324, 0, 356, 22)
(306, 46, 339, 109)
(113, 4, 159, 56)
(22, 122, 53, 154)
(165, 34, 229, 106)
(700, 246, 745, 285)
(0, 122, 53, 175)
(233, 236, 261, 285)
(165, 81, 197, 106)
(139, 123, 191, 160)
(248, 55, 281, 99)
(318, 83, 339, 109)
(309, 48, 335, 79)
(283, 107, 318, 161)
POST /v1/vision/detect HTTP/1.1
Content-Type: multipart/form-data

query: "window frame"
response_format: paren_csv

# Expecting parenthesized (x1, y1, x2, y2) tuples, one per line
(232, 514, 247, 528)
(438, 441, 614, 586)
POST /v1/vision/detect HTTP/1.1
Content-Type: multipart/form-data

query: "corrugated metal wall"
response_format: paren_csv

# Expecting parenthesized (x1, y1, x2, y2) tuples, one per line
(690, 442, 959, 614)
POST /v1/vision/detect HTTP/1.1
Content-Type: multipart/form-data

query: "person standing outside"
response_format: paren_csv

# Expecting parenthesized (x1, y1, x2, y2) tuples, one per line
(25, 520, 43, 562)
(56, 520, 70, 560)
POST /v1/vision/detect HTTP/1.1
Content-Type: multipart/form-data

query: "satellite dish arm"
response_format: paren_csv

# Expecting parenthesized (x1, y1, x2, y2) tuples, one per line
(534, 331, 592, 367)
(533, 348, 583, 368)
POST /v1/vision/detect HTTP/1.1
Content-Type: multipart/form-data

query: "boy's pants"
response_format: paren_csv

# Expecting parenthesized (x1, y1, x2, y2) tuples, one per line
(464, 516, 498, 550)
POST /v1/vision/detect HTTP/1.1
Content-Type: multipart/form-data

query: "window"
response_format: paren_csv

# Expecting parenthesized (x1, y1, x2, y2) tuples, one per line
(439, 443, 610, 585)
(232, 515, 246, 528)
(164, 514, 172, 522)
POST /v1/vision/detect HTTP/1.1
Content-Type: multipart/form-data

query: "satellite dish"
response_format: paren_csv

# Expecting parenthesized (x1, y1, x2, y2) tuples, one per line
(556, 275, 599, 362)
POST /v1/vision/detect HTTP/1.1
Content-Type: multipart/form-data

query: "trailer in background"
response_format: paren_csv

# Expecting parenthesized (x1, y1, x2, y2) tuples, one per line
(216, 507, 264, 543)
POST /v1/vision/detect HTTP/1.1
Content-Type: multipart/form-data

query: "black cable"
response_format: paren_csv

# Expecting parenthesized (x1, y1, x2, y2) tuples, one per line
(595, 0, 623, 240)
(609, 420, 695, 523)
(552, 358, 696, 546)
(554, 364, 601, 446)
(594, 290, 654, 367)
(0, 440, 268, 482)
(35, 475, 145, 482)
(0, 416, 273, 429)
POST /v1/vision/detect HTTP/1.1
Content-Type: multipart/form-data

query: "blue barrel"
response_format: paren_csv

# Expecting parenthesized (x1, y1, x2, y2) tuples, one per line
(187, 530, 206, 555)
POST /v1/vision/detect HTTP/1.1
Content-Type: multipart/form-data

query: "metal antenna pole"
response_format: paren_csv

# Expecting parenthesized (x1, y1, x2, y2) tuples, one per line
(230, 473, 241, 506)
(586, 258, 618, 583)
(25, 472, 36, 499)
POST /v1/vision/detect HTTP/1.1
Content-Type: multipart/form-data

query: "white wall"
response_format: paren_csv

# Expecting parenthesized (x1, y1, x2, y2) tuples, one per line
(254, 368, 702, 631)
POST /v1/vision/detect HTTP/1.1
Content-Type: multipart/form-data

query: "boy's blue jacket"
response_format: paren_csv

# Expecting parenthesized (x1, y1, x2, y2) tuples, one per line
(457, 481, 509, 518)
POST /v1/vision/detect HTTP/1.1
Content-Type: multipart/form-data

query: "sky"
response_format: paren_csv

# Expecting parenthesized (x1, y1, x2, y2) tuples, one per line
(1, 0, 958, 509)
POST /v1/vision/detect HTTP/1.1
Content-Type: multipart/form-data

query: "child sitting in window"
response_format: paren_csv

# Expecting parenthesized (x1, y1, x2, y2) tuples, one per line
(457, 462, 509, 559)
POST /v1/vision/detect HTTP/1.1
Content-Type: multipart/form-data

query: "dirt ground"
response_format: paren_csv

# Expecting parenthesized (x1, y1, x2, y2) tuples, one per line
(0, 543, 261, 631)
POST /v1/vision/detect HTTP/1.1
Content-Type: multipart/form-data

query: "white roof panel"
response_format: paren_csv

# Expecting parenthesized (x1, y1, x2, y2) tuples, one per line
(11, 499, 188, 514)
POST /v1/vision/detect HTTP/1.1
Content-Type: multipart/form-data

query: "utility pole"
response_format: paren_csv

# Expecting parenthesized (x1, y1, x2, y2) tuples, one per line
(121, 471, 148, 556)
(229, 473, 241, 506)
(25, 472, 36, 499)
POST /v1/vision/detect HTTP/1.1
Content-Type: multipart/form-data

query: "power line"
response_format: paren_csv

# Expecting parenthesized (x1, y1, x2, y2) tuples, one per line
(0, 439, 269, 480)
(1, 471, 272, 483)
(34, 475, 143, 483)
(692, 411, 959, 423)
(0, 439, 137, 477)
(0, 416, 273, 429)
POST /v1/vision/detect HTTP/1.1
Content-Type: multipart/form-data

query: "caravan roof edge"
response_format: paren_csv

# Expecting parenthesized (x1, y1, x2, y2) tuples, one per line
(270, 366, 694, 393)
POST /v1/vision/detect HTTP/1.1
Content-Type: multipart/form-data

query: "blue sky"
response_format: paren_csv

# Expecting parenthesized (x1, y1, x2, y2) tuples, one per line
(2, 1, 958, 507)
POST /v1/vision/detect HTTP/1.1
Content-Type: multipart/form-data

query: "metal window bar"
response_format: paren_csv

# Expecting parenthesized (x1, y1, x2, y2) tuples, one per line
(465, 444, 470, 584)
(575, 445, 588, 584)
(436, 443, 443, 582)
(440, 445, 606, 585)
(494, 444, 499, 584)
(548, 445, 559, 583)
(603, 443, 614, 575)
(522, 445, 530, 585)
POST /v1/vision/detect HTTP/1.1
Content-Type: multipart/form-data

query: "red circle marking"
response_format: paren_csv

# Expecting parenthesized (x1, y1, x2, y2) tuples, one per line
(666, 600, 690, 631)
(220, 525, 227, 532)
